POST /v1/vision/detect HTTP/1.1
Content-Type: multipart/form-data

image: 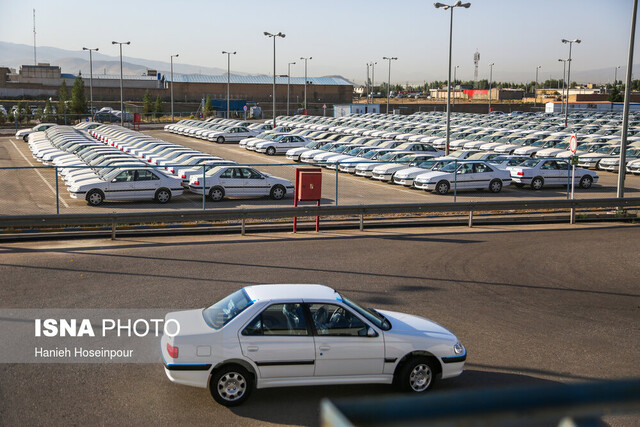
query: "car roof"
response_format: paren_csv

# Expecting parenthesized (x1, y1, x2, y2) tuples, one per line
(244, 284, 339, 302)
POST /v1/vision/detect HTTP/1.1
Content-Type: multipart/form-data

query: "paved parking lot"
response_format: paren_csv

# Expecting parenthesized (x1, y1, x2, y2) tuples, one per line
(1, 130, 640, 216)
(0, 223, 638, 425)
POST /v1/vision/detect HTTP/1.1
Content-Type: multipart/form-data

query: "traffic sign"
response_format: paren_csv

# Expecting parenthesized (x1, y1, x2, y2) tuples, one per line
(570, 134, 578, 153)
(243, 105, 248, 112)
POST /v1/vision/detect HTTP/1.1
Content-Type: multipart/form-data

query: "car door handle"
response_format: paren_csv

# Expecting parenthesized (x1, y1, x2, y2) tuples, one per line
(319, 345, 331, 351)
(247, 345, 259, 352)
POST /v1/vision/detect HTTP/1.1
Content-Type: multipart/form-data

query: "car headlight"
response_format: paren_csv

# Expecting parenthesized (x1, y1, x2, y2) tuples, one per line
(453, 342, 464, 355)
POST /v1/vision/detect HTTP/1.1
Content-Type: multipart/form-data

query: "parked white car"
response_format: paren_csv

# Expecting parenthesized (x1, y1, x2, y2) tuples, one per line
(188, 166, 293, 201)
(161, 284, 465, 406)
(413, 161, 512, 194)
(67, 167, 184, 205)
(254, 135, 311, 155)
(15, 123, 57, 141)
(205, 126, 258, 143)
(371, 154, 437, 182)
(509, 158, 598, 190)
(392, 159, 455, 186)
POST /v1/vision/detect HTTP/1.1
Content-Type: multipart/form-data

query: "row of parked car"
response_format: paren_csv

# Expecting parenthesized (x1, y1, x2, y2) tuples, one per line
(24, 123, 294, 205)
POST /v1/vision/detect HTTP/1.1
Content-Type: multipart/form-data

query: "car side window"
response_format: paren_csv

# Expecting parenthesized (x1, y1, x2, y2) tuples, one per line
(308, 304, 368, 337)
(219, 169, 234, 178)
(246, 169, 262, 179)
(458, 164, 474, 174)
(474, 163, 491, 173)
(135, 170, 157, 181)
(113, 171, 133, 182)
(241, 304, 308, 336)
(541, 161, 552, 170)
(556, 161, 568, 169)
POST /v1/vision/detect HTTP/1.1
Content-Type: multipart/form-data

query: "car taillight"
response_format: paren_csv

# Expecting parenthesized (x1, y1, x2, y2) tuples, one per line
(166, 343, 178, 358)
(193, 180, 200, 185)
(517, 171, 524, 176)
(171, 169, 175, 173)
(180, 182, 184, 186)
(181, 174, 186, 179)
(155, 161, 159, 165)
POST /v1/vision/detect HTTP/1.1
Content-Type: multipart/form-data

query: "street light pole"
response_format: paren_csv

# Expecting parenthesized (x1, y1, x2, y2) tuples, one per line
(617, 0, 638, 198)
(615, 65, 621, 87)
(112, 41, 130, 126)
(534, 65, 541, 109)
(382, 56, 397, 115)
(170, 54, 178, 122)
(452, 65, 459, 112)
(370, 61, 377, 105)
(434, 1, 471, 155)
(558, 59, 567, 115)
(562, 38, 581, 127)
(264, 32, 285, 127)
(287, 61, 295, 115)
(300, 57, 312, 113)
(488, 62, 495, 113)
(222, 51, 236, 119)
(82, 47, 98, 117)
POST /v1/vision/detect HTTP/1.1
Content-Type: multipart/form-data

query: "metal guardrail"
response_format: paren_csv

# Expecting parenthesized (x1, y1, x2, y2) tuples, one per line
(320, 378, 640, 426)
(0, 198, 638, 238)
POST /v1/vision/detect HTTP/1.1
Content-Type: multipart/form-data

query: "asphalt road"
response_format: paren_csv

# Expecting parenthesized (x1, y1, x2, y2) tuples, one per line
(2, 130, 640, 215)
(0, 223, 639, 426)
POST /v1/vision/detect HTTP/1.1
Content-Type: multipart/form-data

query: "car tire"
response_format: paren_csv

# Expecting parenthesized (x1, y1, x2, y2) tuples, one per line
(86, 189, 104, 206)
(210, 186, 225, 202)
(23, 135, 29, 142)
(579, 175, 593, 189)
(595, 161, 602, 170)
(489, 179, 503, 193)
(397, 357, 437, 393)
(266, 147, 276, 156)
(210, 365, 253, 407)
(531, 176, 544, 190)
(216, 136, 225, 144)
(270, 184, 286, 200)
(435, 180, 450, 195)
(154, 188, 171, 204)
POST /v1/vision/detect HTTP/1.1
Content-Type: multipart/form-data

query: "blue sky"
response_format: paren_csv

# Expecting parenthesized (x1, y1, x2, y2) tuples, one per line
(0, 0, 638, 84)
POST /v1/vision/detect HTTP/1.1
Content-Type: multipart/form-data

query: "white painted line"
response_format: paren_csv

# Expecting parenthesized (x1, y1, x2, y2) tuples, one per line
(9, 139, 70, 208)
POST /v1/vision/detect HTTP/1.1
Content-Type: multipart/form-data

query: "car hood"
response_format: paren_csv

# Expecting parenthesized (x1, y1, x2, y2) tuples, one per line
(378, 309, 455, 339)
(396, 167, 429, 177)
(415, 170, 449, 181)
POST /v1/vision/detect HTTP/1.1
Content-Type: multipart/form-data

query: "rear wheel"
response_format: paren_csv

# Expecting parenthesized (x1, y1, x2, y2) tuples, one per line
(489, 179, 503, 193)
(216, 136, 225, 143)
(435, 180, 450, 195)
(155, 188, 171, 204)
(210, 365, 253, 407)
(531, 177, 544, 190)
(270, 184, 286, 200)
(266, 147, 276, 156)
(209, 186, 225, 202)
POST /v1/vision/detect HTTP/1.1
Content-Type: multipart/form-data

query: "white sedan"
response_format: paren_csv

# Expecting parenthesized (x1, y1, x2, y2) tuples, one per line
(392, 159, 455, 186)
(15, 123, 57, 141)
(254, 135, 311, 155)
(205, 126, 258, 143)
(188, 166, 293, 201)
(413, 161, 512, 194)
(161, 284, 465, 406)
(67, 167, 184, 205)
(509, 158, 599, 190)
(371, 154, 437, 182)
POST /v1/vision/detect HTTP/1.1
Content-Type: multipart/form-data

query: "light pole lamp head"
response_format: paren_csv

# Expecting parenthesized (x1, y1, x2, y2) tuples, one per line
(460, 2, 471, 7)
(434, 2, 446, 8)
(83, 47, 88, 50)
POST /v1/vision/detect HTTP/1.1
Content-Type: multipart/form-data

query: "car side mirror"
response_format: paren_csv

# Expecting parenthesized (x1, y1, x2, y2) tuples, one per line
(367, 327, 378, 337)
(112, 179, 117, 183)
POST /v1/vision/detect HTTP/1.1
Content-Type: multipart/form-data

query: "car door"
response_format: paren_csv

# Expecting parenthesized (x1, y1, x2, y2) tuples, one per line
(455, 163, 475, 189)
(307, 303, 385, 377)
(241, 168, 270, 196)
(218, 167, 245, 196)
(133, 169, 160, 198)
(540, 160, 563, 185)
(106, 170, 135, 199)
(238, 303, 316, 379)
(472, 162, 494, 189)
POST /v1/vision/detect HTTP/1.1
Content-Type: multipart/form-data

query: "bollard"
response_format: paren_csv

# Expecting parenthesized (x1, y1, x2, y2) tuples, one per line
(468, 210, 473, 227)
(359, 214, 364, 231)
(241, 218, 246, 235)
(111, 221, 116, 240)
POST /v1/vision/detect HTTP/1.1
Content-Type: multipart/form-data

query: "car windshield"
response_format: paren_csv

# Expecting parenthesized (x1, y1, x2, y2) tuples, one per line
(339, 295, 390, 331)
(414, 160, 438, 168)
(378, 152, 397, 161)
(521, 159, 541, 168)
(202, 289, 253, 330)
(102, 169, 124, 181)
(362, 150, 378, 159)
(448, 150, 471, 159)
(440, 162, 462, 172)
(596, 146, 613, 154)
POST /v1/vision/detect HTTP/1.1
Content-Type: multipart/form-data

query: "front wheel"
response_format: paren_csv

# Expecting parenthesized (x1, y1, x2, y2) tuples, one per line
(155, 188, 171, 204)
(210, 365, 253, 407)
(579, 175, 593, 189)
(435, 180, 450, 195)
(216, 136, 225, 144)
(489, 179, 503, 193)
(397, 357, 437, 393)
(86, 189, 104, 206)
(270, 184, 286, 200)
(266, 147, 276, 156)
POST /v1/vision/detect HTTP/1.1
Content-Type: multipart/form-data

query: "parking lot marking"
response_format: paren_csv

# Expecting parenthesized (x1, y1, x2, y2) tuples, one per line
(9, 138, 70, 208)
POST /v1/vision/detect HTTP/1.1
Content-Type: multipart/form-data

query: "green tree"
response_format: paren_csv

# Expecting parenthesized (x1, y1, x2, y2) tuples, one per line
(35, 106, 44, 122)
(154, 96, 163, 115)
(70, 76, 87, 116)
(16, 101, 25, 123)
(0, 109, 5, 125)
(569, 81, 577, 89)
(44, 99, 54, 122)
(204, 95, 212, 116)
(142, 90, 153, 114)
(58, 81, 69, 120)
(609, 87, 623, 102)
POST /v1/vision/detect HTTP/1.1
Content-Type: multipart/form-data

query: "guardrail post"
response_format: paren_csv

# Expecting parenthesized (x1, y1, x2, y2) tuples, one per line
(359, 214, 364, 231)
(454, 160, 458, 203)
(55, 166, 59, 215)
(468, 210, 473, 227)
(241, 218, 246, 235)
(111, 221, 116, 240)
